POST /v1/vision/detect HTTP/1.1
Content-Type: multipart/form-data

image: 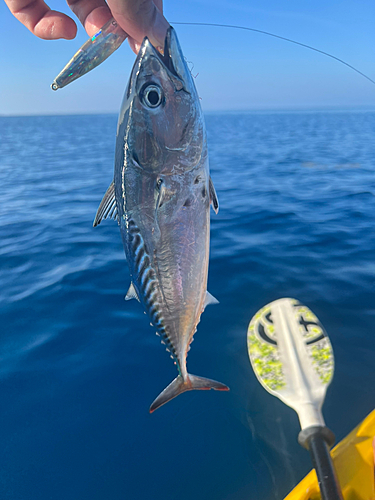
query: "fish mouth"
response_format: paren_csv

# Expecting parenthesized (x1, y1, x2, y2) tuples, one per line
(159, 27, 180, 79)
(139, 27, 193, 93)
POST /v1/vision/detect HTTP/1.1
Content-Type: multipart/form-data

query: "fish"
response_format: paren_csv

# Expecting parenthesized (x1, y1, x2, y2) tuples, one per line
(94, 27, 229, 412)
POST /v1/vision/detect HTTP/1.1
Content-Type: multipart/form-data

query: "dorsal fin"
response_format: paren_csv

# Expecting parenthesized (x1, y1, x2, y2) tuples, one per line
(125, 282, 140, 302)
(209, 177, 219, 214)
(93, 181, 118, 227)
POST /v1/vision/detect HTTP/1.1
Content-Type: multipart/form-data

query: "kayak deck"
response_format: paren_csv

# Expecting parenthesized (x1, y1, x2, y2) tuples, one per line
(284, 409, 375, 500)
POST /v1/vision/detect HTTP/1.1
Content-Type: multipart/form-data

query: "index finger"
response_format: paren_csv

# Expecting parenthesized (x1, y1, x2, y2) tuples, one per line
(4, 0, 77, 39)
(66, 0, 117, 37)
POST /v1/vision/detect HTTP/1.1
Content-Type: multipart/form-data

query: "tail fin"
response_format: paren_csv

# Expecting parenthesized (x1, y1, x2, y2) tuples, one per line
(149, 374, 229, 413)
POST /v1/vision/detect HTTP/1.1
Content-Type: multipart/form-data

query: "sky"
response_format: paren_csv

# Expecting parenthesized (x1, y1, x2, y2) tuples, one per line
(1, 0, 375, 115)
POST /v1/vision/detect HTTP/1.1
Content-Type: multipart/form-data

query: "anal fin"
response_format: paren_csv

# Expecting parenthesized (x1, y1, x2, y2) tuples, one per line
(204, 291, 219, 309)
(93, 181, 118, 227)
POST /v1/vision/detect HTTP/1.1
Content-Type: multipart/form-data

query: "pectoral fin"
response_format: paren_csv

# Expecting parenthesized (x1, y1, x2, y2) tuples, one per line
(209, 177, 219, 214)
(156, 181, 167, 210)
(93, 181, 118, 227)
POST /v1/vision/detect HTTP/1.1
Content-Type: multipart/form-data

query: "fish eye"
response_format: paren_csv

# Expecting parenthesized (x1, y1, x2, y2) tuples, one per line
(142, 84, 163, 108)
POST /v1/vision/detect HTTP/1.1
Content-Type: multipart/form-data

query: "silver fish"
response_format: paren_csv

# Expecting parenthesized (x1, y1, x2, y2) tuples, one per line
(94, 27, 229, 412)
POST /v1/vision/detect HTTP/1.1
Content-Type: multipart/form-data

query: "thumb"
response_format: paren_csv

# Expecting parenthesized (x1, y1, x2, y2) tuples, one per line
(107, 0, 169, 51)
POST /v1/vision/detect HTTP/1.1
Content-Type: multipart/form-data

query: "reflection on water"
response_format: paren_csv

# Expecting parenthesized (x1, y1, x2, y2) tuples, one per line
(0, 111, 374, 500)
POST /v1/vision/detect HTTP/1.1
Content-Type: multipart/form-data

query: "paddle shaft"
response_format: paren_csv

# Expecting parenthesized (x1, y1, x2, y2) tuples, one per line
(303, 430, 343, 500)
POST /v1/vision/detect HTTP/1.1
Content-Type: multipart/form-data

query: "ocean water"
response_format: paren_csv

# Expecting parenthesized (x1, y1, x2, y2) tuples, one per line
(0, 111, 374, 500)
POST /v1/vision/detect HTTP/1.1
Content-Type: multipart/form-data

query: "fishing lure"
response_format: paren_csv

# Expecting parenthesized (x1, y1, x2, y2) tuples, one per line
(51, 18, 126, 90)
(51, 19, 375, 90)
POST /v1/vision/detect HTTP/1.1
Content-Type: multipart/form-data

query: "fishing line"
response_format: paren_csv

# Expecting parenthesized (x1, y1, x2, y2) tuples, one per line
(172, 21, 375, 86)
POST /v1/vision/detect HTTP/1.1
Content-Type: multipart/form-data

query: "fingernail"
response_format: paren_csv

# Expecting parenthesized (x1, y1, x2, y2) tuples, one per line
(128, 37, 141, 55)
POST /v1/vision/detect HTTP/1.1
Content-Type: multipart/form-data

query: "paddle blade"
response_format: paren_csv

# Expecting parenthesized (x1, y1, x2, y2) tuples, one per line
(247, 298, 334, 428)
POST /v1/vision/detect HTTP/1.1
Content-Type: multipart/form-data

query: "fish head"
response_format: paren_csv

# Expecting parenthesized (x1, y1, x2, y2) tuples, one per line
(119, 27, 205, 174)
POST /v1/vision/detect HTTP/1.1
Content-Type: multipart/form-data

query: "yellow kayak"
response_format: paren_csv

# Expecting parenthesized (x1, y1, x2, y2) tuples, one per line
(284, 409, 375, 500)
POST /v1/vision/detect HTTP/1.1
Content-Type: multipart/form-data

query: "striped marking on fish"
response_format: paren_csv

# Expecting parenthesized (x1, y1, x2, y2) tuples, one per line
(128, 219, 178, 361)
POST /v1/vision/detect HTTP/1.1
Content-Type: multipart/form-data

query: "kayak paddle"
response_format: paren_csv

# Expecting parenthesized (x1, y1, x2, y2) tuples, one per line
(247, 298, 343, 500)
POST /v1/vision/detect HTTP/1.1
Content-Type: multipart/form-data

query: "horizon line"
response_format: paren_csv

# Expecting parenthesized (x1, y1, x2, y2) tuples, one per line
(1, 104, 375, 118)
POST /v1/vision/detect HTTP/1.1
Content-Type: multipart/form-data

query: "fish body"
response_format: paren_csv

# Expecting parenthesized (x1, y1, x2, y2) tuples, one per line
(94, 27, 228, 412)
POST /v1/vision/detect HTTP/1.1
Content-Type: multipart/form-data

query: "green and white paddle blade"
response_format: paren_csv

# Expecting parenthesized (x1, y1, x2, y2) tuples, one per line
(247, 298, 334, 431)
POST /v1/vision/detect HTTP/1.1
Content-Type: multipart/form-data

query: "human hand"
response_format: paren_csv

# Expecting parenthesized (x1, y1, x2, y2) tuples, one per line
(4, 0, 169, 52)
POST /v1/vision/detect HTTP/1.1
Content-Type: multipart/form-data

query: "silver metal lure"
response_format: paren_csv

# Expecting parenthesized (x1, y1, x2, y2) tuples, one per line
(51, 18, 375, 91)
(51, 18, 126, 90)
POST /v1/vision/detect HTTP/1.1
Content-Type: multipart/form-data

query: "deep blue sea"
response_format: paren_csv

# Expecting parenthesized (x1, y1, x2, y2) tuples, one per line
(0, 111, 374, 500)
